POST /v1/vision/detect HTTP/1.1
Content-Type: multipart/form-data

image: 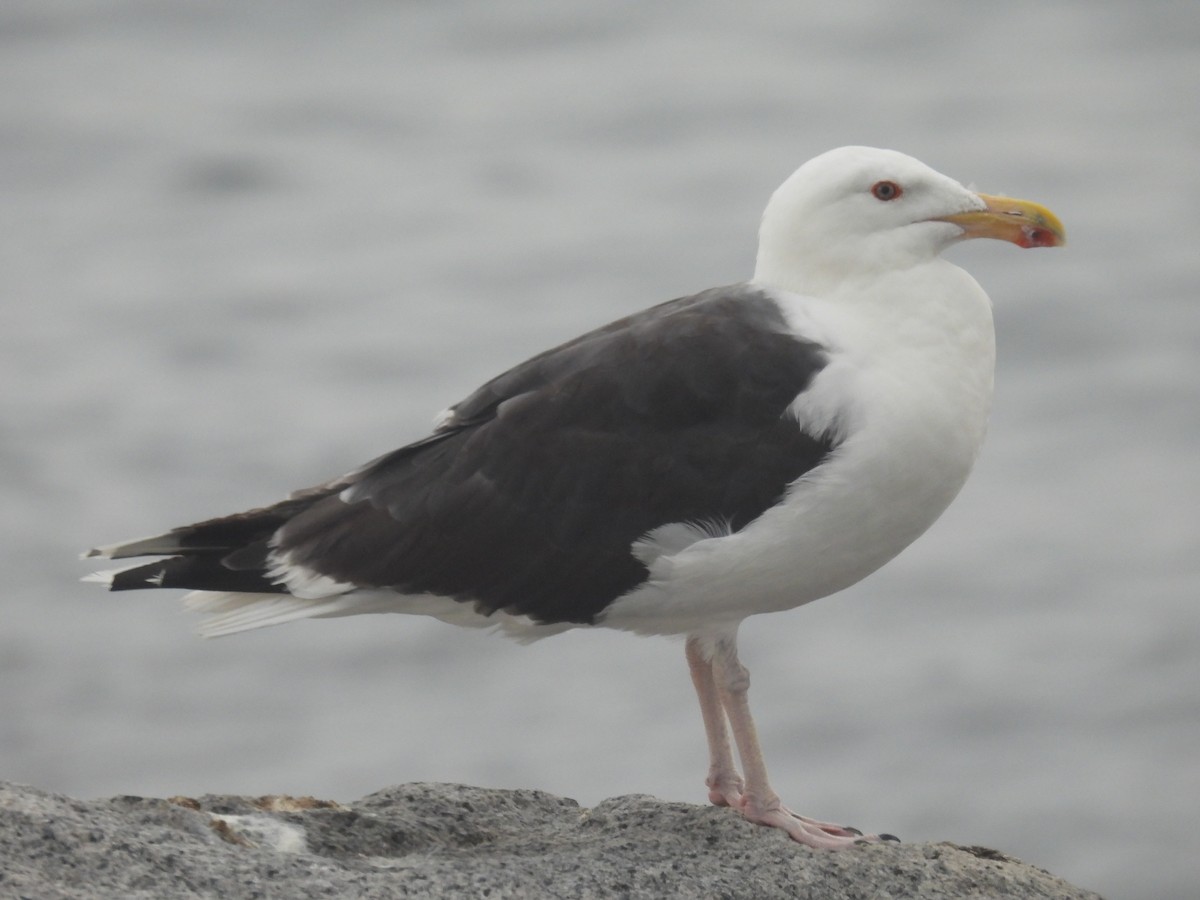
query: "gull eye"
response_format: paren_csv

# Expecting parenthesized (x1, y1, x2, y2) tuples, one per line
(871, 180, 902, 201)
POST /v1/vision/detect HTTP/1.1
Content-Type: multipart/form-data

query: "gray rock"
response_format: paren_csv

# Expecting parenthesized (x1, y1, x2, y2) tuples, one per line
(0, 781, 1103, 899)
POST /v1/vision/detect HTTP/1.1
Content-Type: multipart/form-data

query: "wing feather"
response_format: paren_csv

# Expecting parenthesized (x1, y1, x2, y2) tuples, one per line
(277, 285, 835, 624)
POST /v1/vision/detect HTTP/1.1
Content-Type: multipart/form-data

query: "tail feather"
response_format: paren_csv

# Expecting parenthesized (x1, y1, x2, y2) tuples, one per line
(84, 532, 190, 560)
(85, 484, 343, 557)
(183, 591, 342, 637)
(83, 487, 342, 592)
(85, 555, 286, 593)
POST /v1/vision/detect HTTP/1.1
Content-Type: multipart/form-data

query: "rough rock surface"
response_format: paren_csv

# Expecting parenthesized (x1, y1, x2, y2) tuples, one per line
(0, 781, 1103, 899)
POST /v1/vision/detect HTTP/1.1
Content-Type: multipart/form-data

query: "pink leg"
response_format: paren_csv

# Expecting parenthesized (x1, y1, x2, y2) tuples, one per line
(688, 632, 896, 849)
(685, 636, 744, 808)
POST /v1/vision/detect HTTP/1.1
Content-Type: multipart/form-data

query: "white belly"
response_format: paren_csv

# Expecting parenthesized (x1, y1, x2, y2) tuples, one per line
(603, 266, 996, 637)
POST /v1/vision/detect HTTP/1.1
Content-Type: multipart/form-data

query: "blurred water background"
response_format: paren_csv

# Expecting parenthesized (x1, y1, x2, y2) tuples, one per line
(4, 2, 1199, 897)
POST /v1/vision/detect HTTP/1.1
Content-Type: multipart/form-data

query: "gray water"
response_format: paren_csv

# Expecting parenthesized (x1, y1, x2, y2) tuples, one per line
(4, 3, 1199, 897)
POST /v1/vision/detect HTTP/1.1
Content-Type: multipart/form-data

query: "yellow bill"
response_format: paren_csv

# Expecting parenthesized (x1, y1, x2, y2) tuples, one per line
(938, 194, 1066, 248)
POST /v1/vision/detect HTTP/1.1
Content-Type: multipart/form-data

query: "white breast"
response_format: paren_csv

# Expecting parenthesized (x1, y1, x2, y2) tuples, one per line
(604, 262, 996, 637)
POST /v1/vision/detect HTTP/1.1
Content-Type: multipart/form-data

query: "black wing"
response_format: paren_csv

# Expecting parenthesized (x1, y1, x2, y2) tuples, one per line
(277, 285, 833, 623)
(95, 285, 835, 626)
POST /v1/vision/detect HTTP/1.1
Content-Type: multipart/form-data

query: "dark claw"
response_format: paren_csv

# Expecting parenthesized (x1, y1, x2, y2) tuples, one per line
(880, 833, 901, 843)
(843, 826, 863, 836)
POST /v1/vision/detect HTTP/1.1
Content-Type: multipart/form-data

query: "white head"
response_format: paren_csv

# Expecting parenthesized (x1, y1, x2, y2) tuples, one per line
(753, 146, 1064, 295)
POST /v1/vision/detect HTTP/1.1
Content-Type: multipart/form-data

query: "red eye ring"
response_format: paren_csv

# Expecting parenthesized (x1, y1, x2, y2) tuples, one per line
(871, 180, 902, 201)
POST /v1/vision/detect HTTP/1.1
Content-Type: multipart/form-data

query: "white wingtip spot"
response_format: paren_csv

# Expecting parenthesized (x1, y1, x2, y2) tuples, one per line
(81, 570, 116, 586)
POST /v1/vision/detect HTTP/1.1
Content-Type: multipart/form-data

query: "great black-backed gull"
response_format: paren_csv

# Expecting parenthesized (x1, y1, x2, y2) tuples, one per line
(86, 146, 1064, 848)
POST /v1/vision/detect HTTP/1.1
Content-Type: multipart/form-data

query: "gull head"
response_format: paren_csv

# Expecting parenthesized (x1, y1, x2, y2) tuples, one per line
(754, 146, 1064, 294)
